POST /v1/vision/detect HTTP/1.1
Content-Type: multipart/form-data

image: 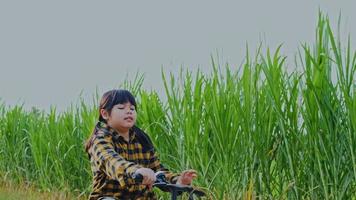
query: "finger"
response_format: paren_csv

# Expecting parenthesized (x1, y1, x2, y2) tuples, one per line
(183, 171, 198, 178)
(143, 176, 151, 185)
(187, 173, 198, 179)
(144, 178, 151, 185)
(189, 172, 198, 177)
(142, 178, 148, 185)
(185, 171, 197, 176)
(149, 176, 155, 184)
(184, 169, 197, 174)
(182, 170, 197, 176)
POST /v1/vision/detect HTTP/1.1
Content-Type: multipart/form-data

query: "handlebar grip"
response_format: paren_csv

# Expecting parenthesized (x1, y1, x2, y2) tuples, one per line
(132, 172, 143, 184)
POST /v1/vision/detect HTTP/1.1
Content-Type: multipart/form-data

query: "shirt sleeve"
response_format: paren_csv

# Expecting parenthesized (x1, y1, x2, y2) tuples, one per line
(90, 132, 141, 187)
(149, 150, 180, 184)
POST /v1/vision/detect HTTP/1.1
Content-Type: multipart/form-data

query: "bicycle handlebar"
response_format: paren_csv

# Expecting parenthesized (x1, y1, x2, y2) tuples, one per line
(132, 172, 205, 200)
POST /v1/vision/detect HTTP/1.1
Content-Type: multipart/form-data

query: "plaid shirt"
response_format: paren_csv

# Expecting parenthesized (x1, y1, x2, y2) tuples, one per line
(87, 122, 179, 200)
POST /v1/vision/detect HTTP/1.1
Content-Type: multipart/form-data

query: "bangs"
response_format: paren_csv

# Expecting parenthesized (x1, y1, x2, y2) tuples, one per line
(111, 90, 137, 107)
(102, 89, 137, 110)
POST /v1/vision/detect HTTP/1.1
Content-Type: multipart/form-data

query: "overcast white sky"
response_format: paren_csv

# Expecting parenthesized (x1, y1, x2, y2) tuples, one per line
(1, 0, 355, 111)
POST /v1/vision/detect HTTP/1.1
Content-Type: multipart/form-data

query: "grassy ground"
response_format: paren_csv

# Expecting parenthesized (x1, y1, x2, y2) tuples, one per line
(0, 182, 86, 200)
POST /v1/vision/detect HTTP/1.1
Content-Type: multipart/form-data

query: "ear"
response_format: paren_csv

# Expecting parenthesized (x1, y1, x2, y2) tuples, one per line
(100, 109, 109, 120)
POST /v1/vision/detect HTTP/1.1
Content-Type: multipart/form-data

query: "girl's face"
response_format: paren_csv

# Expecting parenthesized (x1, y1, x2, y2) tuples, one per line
(101, 102, 137, 132)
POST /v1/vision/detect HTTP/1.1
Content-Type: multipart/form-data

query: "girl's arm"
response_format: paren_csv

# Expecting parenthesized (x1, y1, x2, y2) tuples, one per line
(89, 132, 141, 187)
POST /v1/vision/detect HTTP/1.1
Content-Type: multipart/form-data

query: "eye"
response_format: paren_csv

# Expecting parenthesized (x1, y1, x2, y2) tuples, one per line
(130, 107, 136, 111)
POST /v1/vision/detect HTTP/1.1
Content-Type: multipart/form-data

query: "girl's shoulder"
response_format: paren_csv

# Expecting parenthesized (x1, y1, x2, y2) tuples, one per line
(91, 127, 115, 143)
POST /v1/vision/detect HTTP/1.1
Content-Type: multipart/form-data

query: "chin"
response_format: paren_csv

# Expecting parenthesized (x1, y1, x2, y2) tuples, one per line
(124, 122, 135, 128)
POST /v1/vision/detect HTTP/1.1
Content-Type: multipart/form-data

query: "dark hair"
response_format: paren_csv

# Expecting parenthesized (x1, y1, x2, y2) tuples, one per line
(85, 89, 137, 152)
(98, 89, 137, 123)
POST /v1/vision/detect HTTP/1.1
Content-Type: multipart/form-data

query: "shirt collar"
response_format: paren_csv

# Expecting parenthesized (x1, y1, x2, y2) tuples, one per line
(97, 121, 136, 142)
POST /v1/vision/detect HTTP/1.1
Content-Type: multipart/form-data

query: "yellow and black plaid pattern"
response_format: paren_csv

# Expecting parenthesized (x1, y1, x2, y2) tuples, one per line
(87, 122, 179, 200)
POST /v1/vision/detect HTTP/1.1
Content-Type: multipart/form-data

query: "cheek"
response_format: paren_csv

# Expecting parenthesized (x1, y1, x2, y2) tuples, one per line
(132, 113, 138, 123)
(110, 110, 125, 120)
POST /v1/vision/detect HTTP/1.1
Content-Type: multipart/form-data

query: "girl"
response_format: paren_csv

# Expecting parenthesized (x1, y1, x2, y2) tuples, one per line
(85, 89, 197, 200)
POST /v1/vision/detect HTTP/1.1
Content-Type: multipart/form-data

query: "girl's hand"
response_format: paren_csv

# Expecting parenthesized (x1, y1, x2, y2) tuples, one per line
(135, 168, 156, 190)
(177, 169, 198, 185)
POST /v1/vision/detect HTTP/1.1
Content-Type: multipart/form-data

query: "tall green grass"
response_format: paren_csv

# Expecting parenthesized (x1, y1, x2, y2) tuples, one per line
(0, 13, 355, 199)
